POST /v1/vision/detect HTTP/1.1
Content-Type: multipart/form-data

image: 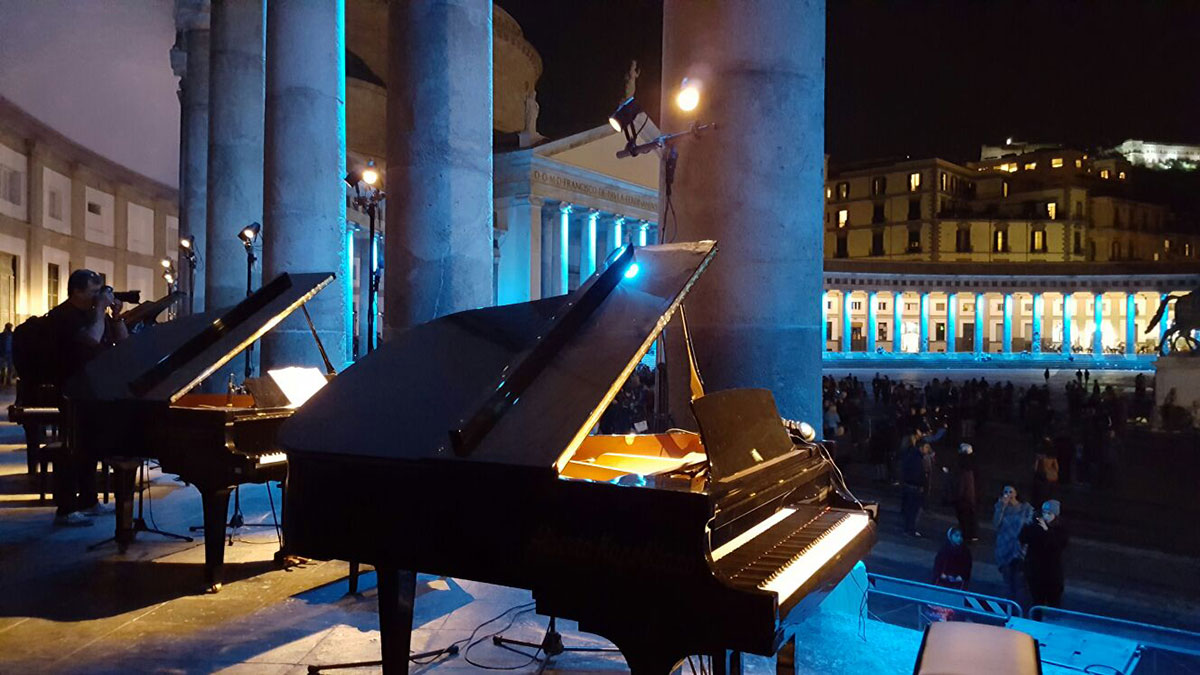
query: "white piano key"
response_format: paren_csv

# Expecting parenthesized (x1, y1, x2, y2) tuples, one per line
(759, 512, 870, 603)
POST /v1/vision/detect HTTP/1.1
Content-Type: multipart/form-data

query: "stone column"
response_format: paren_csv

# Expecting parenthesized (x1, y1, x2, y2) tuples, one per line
(180, 27, 210, 311)
(1031, 292, 1043, 354)
(611, 216, 625, 253)
(637, 221, 648, 247)
(974, 292, 984, 355)
(206, 0, 265, 312)
(661, 0, 825, 425)
(25, 141, 45, 318)
(893, 291, 903, 353)
(1002, 293, 1013, 353)
(1062, 293, 1073, 355)
(841, 290, 852, 354)
(581, 210, 599, 280)
(946, 292, 956, 354)
(497, 195, 541, 305)
(866, 291, 877, 353)
(1125, 292, 1136, 355)
(557, 203, 571, 294)
(261, 0, 351, 371)
(539, 205, 555, 298)
(1093, 291, 1104, 356)
(385, 0, 493, 335)
(918, 292, 929, 353)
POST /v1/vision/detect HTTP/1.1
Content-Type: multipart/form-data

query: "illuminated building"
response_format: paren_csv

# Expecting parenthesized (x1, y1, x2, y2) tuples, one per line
(0, 96, 179, 327)
(1113, 139, 1200, 170)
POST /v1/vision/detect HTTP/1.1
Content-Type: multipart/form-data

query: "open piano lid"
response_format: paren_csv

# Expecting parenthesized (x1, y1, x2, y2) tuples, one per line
(66, 272, 334, 403)
(280, 241, 717, 469)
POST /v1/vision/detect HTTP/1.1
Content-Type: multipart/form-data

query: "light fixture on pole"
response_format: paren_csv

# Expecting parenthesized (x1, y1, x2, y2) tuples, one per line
(238, 222, 261, 380)
(178, 234, 197, 314)
(161, 259, 178, 291)
(345, 160, 384, 356)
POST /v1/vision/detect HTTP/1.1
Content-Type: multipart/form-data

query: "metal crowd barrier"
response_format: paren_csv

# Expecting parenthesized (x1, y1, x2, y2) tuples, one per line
(1028, 605, 1200, 658)
(866, 572, 1022, 625)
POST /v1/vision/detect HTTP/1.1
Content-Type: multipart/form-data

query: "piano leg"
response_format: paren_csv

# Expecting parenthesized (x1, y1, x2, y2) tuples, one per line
(348, 561, 360, 594)
(112, 462, 137, 553)
(201, 486, 233, 592)
(775, 635, 797, 675)
(712, 651, 744, 675)
(376, 567, 417, 675)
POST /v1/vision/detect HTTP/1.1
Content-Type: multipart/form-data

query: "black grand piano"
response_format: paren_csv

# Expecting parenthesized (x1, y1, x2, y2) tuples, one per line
(280, 242, 876, 673)
(65, 272, 335, 590)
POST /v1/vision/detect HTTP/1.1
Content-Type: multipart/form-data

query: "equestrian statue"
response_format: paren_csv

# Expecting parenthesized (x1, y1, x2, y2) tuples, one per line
(1145, 288, 1200, 354)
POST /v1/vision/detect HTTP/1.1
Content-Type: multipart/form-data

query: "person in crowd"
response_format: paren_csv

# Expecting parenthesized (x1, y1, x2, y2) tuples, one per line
(932, 526, 973, 590)
(822, 401, 842, 441)
(993, 485, 1033, 603)
(901, 439, 933, 537)
(0, 322, 12, 386)
(951, 443, 978, 541)
(1031, 438, 1058, 507)
(1020, 499, 1069, 608)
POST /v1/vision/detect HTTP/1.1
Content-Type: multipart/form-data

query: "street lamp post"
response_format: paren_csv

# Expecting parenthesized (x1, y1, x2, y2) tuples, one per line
(345, 161, 384, 355)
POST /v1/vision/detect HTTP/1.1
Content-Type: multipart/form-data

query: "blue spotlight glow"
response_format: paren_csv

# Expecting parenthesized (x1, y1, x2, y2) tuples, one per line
(624, 263, 640, 279)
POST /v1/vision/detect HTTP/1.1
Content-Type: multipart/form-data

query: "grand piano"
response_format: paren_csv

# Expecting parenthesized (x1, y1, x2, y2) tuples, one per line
(280, 242, 876, 673)
(65, 272, 335, 591)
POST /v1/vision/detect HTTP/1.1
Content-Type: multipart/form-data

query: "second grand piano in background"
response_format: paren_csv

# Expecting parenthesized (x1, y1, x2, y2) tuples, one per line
(280, 242, 876, 674)
(65, 272, 336, 591)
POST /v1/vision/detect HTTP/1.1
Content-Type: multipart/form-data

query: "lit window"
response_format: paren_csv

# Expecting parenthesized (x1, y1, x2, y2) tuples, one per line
(1185, 243, 1193, 257)
(1023, 162, 1037, 171)
(1046, 202, 1057, 220)
(826, 187, 832, 200)
(1118, 171, 1126, 180)
(1100, 169, 1111, 179)
(993, 228, 1008, 252)
(1164, 239, 1171, 252)
(909, 172, 921, 192)
(940, 172, 948, 191)
(838, 209, 848, 228)
(1002, 181, 1009, 198)
(1031, 229, 1046, 252)
(1075, 159, 1083, 168)
(1051, 157, 1064, 168)
(837, 182, 850, 199)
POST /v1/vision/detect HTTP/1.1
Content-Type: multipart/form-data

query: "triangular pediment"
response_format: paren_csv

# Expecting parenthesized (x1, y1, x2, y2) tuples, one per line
(534, 116, 661, 190)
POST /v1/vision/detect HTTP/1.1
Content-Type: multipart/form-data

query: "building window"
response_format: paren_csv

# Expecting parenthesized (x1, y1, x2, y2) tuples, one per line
(48, 189, 62, 220)
(47, 263, 60, 308)
(826, 321, 832, 339)
(907, 228, 921, 253)
(1073, 231, 1083, 254)
(872, 202, 885, 224)
(0, 166, 23, 206)
(1164, 238, 1171, 252)
(835, 234, 848, 258)
(1075, 158, 1082, 168)
(1075, 201, 1083, 219)
(992, 227, 1009, 253)
(908, 172, 921, 192)
(872, 176, 887, 195)
(907, 198, 921, 221)
(1184, 242, 1193, 257)
(837, 209, 848, 228)
(955, 225, 972, 253)
(1051, 157, 1064, 168)
(879, 301, 888, 311)
(935, 322, 946, 341)
(1002, 181, 1009, 198)
(939, 172, 948, 191)
(851, 301, 862, 310)
(871, 230, 885, 256)
(825, 187, 832, 200)
(1046, 202, 1057, 220)
(1024, 162, 1037, 171)
(1100, 169, 1111, 179)
(1118, 171, 1126, 180)
(836, 182, 849, 200)
(87, 201, 102, 215)
(1031, 228, 1047, 253)
(1111, 241, 1122, 260)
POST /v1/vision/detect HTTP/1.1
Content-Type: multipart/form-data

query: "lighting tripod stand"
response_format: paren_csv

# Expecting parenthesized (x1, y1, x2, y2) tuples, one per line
(492, 616, 620, 674)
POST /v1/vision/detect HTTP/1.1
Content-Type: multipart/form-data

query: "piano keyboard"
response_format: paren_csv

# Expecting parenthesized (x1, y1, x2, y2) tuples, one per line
(711, 507, 870, 603)
(256, 452, 287, 466)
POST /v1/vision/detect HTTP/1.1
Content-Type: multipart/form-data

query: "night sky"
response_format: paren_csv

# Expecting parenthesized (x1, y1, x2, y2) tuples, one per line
(498, 0, 1200, 165)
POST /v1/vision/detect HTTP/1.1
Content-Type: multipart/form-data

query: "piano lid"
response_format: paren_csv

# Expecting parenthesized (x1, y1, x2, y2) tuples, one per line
(280, 241, 716, 469)
(66, 272, 334, 403)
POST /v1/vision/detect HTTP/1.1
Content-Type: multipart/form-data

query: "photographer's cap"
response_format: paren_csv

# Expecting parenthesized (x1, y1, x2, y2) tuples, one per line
(1042, 499, 1061, 516)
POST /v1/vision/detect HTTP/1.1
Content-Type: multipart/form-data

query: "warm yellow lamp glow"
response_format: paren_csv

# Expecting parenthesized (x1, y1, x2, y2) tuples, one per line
(362, 164, 379, 186)
(676, 78, 701, 112)
(160, 258, 172, 268)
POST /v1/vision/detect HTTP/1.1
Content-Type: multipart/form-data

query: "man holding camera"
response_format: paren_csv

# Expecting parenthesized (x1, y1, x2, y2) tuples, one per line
(46, 269, 130, 525)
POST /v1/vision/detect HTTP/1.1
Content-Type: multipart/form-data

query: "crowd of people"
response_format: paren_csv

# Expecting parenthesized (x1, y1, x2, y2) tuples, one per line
(822, 371, 1098, 609)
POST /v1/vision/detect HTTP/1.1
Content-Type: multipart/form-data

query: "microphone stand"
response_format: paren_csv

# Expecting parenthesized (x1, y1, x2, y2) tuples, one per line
(616, 120, 716, 159)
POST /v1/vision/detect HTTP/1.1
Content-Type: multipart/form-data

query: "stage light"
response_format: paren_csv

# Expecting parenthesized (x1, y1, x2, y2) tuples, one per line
(624, 263, 640, 279)
(180, 235, 194, 250)
(608, 97, 642, 137)
(163, 271, 175, 284)
(238, 221, 261, 245)
(160, 258, 172, 268)
(361, 160, 378, 186)
(676, 78, 701, 112)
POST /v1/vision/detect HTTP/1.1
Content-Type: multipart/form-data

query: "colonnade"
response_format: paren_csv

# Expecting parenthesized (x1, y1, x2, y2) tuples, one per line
(822, 288, 1183, 357)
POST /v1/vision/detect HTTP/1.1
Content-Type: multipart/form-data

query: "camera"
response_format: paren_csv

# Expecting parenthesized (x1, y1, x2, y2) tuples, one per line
(102, 286, 141, 305)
